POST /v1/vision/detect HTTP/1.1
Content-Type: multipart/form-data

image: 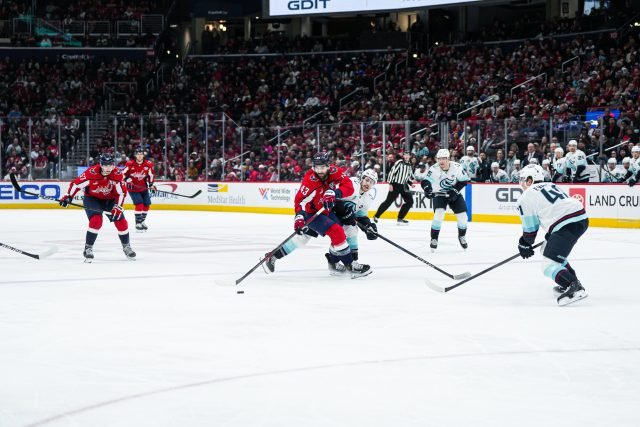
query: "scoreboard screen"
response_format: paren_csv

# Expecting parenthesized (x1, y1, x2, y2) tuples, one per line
(269, 0, 479, 16)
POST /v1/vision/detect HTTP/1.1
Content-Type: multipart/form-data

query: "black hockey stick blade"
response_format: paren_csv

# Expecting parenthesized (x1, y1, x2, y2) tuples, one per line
(0, 242, 58, 260)
(434, 242, 545, 293)
(233, 208, 326, 287)
(151, 188, 202, 199)
(10, 173, 104, 213)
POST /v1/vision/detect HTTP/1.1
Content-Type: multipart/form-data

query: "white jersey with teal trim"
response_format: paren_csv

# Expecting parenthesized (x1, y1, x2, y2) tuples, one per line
(510, 169, 521, 183)
(630, 157, 640, 176)
(602, 167, 626, 183)
(490, 169, 509, 183)
(542, 168, 552, 181)
(517, 182, 587, 235)
(565, 149, 589, 180)
(423, 161, 469, 193)
(460, 156, 480, 180)
(340, 177, 376, 217)
(553, 157, 567, 177)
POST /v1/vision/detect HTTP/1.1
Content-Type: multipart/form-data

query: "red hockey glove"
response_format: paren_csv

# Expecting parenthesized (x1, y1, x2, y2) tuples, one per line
(321, 189, 336, 212)
(109, 204, 124, 222)
(294, 213, 307, 235)
(59, 194, 72, 208)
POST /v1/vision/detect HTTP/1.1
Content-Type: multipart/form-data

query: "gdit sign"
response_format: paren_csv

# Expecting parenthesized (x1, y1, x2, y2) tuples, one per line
(287, 0, 330, 11)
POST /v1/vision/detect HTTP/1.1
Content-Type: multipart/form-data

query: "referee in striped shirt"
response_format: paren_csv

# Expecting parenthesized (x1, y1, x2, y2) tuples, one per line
(374, 152, 414, 225)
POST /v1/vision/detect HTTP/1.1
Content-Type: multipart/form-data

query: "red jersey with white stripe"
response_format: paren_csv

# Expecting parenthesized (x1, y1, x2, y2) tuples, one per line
(294, 165, 354, 214)
(123, 159, 155, 191)
(67, 165, 127, 205)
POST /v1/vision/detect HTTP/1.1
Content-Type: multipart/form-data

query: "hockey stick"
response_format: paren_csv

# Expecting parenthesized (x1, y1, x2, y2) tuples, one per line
(9, 173, 106, 214)
(360, 223, 471, 280)
(0, 241, 58, 260)
(426, 241, 544, 293)
(234, 207, 326, 287)
(127, 183, 202, 199)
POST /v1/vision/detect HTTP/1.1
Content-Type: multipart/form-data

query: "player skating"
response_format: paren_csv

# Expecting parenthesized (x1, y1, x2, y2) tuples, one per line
(420, 149, 470, 251)
(516, 164, 589, 306)
(59, 153, 136, 262)
(123, 147, 156, 232)
(262, 153, 371, 278)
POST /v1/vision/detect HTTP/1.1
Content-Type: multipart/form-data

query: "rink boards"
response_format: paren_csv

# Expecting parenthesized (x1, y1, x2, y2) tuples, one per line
(1, 181, 638, 228)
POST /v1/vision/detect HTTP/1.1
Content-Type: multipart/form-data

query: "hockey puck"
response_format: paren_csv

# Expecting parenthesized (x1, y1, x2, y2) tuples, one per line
(236, 290, 244, 294)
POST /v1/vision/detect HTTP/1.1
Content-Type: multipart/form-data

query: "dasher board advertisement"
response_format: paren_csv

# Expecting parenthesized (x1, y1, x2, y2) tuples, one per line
(269, 0, 479, 16)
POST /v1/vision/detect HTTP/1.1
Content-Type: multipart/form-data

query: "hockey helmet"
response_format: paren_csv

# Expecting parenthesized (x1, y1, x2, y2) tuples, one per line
(466, 146, 475, 152)
(99, 153, 115, 166)
(312, 152, 330, 167)
(623, 157, 631, 164)
(514, 158, 521, 165)
(567, 139, 578, 147)
(607, 158, 617, 165)
(632, 145, 640, 153)
(542, 159, 550, 166)
(134, 146, 145, 155)
(491, 162, 499, 169)
(519, 164, 545, 183)
(529, 158, 539, 165)
(436, 149, 450, 159)
(361, 168, 378, 185)
(554, 147, 564, 155)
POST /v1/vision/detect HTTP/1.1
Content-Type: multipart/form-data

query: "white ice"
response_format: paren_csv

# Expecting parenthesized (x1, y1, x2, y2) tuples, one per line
(1, 210, 639, 427)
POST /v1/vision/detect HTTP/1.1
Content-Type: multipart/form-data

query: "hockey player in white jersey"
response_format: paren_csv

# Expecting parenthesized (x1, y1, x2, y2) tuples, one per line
(326, 168, 379, 275)
(541, 159, 552, 181)
(510, 159, 521, 183)
(551, 147, 567, 183)
(564, 140, 589, 182)
(601, 158, 625, 183)
(489, 162, 509, 183)
(516, 164, 589, 306)
(420, 149, 470, 251)
(460, 146, 480, 182)
(623, 145, 640, 186)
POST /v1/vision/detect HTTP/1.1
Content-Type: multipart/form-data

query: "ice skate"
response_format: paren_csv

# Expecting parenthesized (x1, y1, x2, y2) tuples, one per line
(373, 217, 379, 224)
(458, 236, 468, 250)
(430, 238, 438, 252)
(135, 223, 145, 232)
(325, 253, 347, 276)
(83, 245, 94, 263)
(557, 280, 588, 306)
(552, 285, 567, 296)
(122, 244, 136, 260)
(346, 261, 372, 279)
(140, 221, 148, 231)
(397, 219, 409, 226)
(262, 253, 276, 274)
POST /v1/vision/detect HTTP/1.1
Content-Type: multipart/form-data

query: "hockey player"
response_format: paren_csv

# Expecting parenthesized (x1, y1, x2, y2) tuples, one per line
(516, 164, 589, 306)
(330, 168, 379, 271)
(488, 162, 509, 183)
(263, 152, 371, 278)
(541, 159, 552, 181)
(460, 146, 480, 182)
(123, 147, 156, 231)
(623, 146, 640, 186)
(59, 153, 136, 262)
(420, 148, 470, 251)
(564, 140, 589, 182)
(551, 147, 567, 183)
(510, 159, 521, 183)
(601, 158, 624, 183)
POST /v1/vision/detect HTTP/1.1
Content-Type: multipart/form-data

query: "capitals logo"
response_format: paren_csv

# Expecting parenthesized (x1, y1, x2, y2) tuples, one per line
(259, 188, 269, 200)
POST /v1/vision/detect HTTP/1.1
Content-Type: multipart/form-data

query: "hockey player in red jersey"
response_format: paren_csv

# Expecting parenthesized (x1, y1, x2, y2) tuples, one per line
(123, 147, 156, 232)
(263, 152, 372, 278)
(59, 153, 136, 262)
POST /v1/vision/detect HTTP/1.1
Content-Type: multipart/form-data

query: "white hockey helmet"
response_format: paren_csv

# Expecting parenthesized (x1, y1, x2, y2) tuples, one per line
(466, 146, 475, 152)
(623, 157, 631, 164)
(567, 139, 578, 147)
(491, 162, 499, 169)
(361, 168, 378, 185)
(529, 158, 539, 165)
(519, 164, 546, 183)
(542, 159, 550, 166)
(632, 145, 640, 153)
(607, 158, 617, 165)
(554, 147, 564, 155)
(514, 159, 521, 165)
(436, 148, 450, 159)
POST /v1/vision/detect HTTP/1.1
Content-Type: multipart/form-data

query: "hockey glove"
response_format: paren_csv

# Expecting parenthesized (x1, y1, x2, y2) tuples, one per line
(321, 189, 337, 212)
(447, 188, 460, 202)
(58, 194, 72, 208)
(629, 178, 637, 187)
(420, 181, 433, 199)
(294, 213, 307, 235)
(518, 236, 535, 259)
(109, 204, 124, 222)
(363, 222, 378, 240)
(148, 182, 157, 191)
(335, 201, 356, 226)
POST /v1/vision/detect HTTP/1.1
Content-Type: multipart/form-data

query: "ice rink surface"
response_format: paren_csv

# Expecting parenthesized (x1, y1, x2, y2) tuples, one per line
(1, 209, 639, 427)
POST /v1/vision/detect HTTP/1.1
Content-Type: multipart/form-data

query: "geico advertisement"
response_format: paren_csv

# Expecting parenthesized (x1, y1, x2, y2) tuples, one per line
(472, 184, 640, 220)
(270, 0, 474, 16)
